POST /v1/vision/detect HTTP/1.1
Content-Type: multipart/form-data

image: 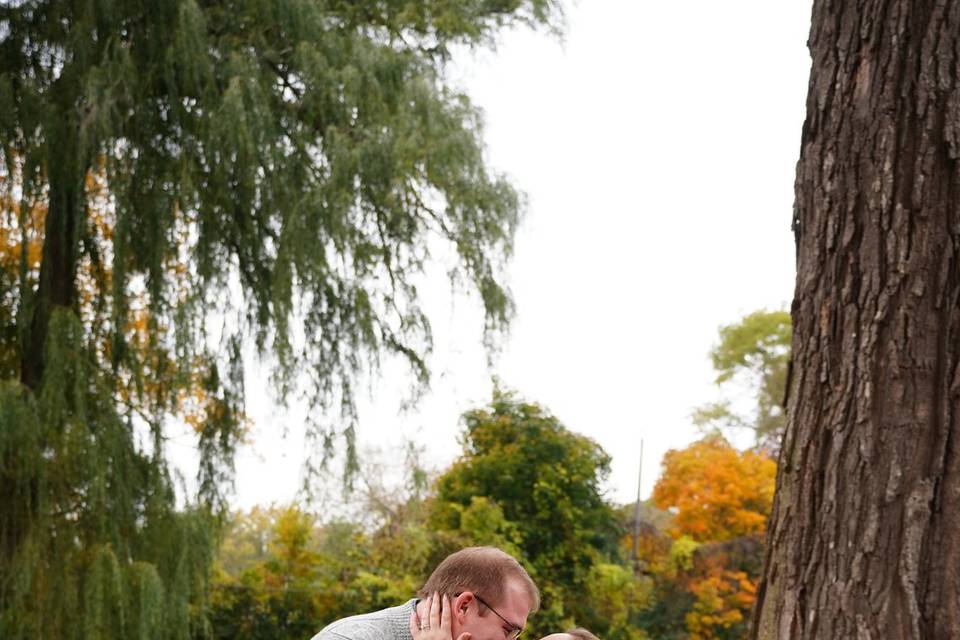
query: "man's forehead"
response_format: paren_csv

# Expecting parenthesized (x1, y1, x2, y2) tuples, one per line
(498, 579, 533, 619)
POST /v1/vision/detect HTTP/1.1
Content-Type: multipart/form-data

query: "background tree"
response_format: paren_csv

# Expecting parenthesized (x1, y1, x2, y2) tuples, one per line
(207, 448, 437, 640)
(630, 526, 693, 640)
(752, 2, 960, 637)
(653, 436, 776, 543)
(430, 390, 626, 638)
(682, 538, 763, 640)
(208, 505, 325, 640)
(579, 562, 648, 640)
(0, 2, 562, 637)
(693, 309, 791, 454)
(216, 505, 277, 577)
(640, 437, 774, 640)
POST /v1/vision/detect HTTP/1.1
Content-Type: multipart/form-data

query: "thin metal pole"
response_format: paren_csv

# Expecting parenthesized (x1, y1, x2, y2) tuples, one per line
(632, 438, 644, 572)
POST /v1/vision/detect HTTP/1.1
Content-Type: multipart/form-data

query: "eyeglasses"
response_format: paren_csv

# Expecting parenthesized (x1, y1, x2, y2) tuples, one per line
(455, 592, 524, 640)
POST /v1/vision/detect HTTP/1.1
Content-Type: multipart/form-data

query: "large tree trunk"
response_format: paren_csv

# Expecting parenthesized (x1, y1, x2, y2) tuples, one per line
(752, 2, 960, 638)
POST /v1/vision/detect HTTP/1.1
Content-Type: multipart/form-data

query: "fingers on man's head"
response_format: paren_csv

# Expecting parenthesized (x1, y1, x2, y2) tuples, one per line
(441, 595, 451, 626)
(431, 591, 442, 626)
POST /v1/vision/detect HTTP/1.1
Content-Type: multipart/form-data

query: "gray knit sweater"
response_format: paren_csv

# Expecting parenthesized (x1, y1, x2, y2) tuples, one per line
(311, 599, 417, 640)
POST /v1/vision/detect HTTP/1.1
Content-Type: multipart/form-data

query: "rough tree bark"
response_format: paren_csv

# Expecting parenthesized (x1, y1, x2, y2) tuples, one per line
(752, 2, 960, 639)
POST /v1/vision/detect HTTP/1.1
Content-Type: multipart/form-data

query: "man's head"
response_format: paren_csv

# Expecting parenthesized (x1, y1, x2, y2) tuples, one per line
(417, 547, 539, 640)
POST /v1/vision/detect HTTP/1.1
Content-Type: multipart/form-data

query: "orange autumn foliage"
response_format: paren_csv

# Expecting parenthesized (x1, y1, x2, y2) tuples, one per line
(653, 437, 776, 542)
(686, 566, 757, 640)
(0, 198, 44, 272)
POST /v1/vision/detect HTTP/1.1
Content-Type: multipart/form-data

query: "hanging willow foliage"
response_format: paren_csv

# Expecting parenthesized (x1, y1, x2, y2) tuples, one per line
(0, 1, 561, 637)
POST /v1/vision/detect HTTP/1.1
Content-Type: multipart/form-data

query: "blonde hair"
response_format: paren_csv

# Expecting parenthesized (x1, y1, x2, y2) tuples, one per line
(564, 629, 599, 640)
(418, 546, 540, 612)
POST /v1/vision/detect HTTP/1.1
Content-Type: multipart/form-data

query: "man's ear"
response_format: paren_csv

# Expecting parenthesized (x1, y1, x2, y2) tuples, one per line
(453, 592, 474, 623)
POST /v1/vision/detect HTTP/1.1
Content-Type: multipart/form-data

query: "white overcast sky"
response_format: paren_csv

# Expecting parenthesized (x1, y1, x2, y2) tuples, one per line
(208, 0, 815, 510)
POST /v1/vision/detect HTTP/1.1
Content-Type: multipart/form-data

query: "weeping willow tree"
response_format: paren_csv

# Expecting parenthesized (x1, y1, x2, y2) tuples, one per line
(0, 1, 560, 637)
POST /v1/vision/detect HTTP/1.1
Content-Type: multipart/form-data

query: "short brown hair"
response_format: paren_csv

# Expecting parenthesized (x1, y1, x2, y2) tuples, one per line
(564, 629, 599, 640)
(418, 546, 540, 612)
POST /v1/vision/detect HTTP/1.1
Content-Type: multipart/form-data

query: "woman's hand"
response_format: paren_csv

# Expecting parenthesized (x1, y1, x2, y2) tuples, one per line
(410, 593, 472, 640)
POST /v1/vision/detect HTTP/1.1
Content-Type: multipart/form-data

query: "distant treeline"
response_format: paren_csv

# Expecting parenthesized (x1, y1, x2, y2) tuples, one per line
(205, 392, 775, 640)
